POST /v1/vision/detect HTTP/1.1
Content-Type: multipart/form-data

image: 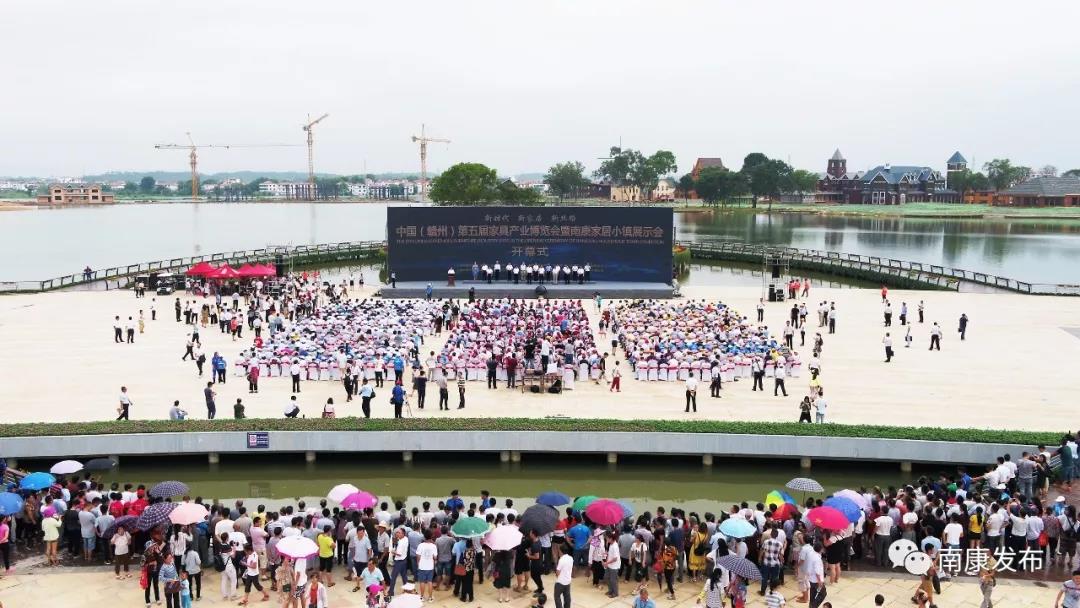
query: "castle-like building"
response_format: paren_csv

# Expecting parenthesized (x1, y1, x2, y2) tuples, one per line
(817, 150, 964, 204)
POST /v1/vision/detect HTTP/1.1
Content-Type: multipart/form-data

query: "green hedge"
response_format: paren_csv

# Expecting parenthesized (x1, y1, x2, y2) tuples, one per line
(0, 417, 1060, 445)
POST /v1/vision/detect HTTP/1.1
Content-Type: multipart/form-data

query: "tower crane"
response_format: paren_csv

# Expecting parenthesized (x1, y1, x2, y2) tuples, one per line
(411, 124, 450, 202)
(154, 134, 300, 200)
(302, 113, 329, 200)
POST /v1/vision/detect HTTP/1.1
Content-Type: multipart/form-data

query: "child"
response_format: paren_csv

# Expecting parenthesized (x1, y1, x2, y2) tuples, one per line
(180, 571, 192, 608)
(366, 584, 383, 608)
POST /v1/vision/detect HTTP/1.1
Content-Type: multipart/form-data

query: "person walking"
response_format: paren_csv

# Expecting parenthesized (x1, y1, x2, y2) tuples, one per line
(391, 381, 406, 419)
(774, 361, 788, 396)
(412, 371, 428, 409)
(684, 376, 698, 413)
(113, 315, 123, 343)
(883, 333, 894, 362)
(959, 313, 970, 340)
(116, 386, 132, 421)
(752, 358, 765, 392)
(609, 362, 621, 392)
(359, 379, 374, 418)
(203, 382, 216, 420)
(435, 372, 449, 411)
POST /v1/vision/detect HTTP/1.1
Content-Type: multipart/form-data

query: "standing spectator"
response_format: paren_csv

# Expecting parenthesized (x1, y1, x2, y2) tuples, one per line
(203, 382, 216, 420)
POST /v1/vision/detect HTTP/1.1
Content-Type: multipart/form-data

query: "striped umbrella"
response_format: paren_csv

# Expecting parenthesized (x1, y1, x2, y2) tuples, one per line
(149, 481, 190, 499)
(717, 555, 761, 581)
(103, 515, 138, 539)
(765, 490, 796, 509)
(136, 502, 177, 531)
(785, 477, 824, 493)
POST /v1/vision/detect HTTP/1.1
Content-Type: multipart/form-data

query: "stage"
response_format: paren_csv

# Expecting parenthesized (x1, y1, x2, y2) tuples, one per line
(378, 280, 675, 300)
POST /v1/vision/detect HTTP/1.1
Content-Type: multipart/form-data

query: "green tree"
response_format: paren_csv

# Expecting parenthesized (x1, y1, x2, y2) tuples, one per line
(593, 147, 639, 185)
(631, 150, 677, 200)
(498, 180, 544, 205)
(139, 176, 156, 194)
(677, 173, 695, 201)
(949, 169, 992, 198)
(740, 152, 769, 173)
(121, 181, 139, 195)
(746, 158, 793, 209)
(694, 166, 747, 207)
(429, 162, 500, 205)
(789, 169, 819, 193)
(544, 161, 588, 200)
(983, 158, 1030, 190)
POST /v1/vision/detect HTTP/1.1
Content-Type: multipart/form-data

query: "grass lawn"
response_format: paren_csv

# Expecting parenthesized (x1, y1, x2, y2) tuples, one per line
(761, 202, 1080, 219)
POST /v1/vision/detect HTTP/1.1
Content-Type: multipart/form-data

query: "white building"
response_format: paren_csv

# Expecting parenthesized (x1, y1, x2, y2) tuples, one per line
(347, 183, 370, 198)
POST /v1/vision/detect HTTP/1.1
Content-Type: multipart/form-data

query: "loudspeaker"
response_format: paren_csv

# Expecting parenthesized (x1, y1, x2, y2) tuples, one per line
(771, 264, 781, 279)
(768, 284, 777, 302)
(274, 254, 285, 278)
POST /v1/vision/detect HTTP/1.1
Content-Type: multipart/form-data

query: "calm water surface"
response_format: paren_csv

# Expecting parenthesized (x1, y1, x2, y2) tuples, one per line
(28, 454, 924, 510)
(3, 203, 1079, 283)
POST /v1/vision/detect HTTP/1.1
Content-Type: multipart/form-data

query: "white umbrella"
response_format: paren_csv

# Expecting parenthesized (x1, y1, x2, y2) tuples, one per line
(50, 460, 83, 475)
(388, 594, 423, 608)
(276, 535, 319, 559)
(328, 483, 360, 504)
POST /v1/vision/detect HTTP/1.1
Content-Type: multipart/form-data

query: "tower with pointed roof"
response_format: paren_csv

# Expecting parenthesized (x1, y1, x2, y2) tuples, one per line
(827, 149, 846, 178)
(946, 151, 967, 192)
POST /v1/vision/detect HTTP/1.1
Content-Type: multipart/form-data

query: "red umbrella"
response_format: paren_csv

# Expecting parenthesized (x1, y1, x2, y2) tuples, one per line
(206, 264, 240, 280)
(806, 506, 848, 531)
(185, 261, 217, 277)
(584, 498, 627, 526)
(772, 503, 799, 521)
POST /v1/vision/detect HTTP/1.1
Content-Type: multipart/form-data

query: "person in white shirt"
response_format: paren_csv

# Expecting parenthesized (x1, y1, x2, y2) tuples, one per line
(389, 528, 409, 596)
(942, 515, 964, 549)
(773, 361, 788, 396)
(813, 393, 827, 424)
(284, 396, 301, 418)
(873, 512, 893, 567)
(684, 376, 698, 412)
(290, 360, 302, 393)
(804, 542, 826, 606)
(414, 533, 438, 600)
(553, 551, 573, 608)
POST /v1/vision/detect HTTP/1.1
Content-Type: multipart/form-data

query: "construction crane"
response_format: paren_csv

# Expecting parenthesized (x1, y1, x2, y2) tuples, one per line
(154, 133, 300, 200)
(411, 123, 450, 202)
(302, 113, 329, 200)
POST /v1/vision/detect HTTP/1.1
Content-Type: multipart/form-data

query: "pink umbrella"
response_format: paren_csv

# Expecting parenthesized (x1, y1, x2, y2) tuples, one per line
(584, 498, 627, 526)
(169, 502, 209, 525)
(484, 525, 524, 551)
(340, 491, 378, 511)
(806, 506, 849, 531)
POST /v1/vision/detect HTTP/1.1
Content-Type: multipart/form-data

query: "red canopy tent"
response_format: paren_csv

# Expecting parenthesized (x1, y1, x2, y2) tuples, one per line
(255, 263, 277, 277)
(185, 261, 217, 277)
(235, 264, 262, 278)
(205, 264, 240, 280)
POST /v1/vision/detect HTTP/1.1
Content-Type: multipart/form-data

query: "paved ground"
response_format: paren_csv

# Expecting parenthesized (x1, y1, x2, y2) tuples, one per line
(0, 561, 1065, 608)
(1, 284, 1078, 431)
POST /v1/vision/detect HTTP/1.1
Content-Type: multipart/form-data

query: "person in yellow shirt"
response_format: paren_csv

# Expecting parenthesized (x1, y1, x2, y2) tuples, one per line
(317, 525, 337, 588)
(969, 506, 984, 551)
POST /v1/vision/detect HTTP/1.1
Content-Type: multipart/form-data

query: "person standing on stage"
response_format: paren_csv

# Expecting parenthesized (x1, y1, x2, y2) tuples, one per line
(513, 265, 520, 284)
(471, 262, 479, 281)
(584, 263, 591, 282)
(494, 261, 501, 281)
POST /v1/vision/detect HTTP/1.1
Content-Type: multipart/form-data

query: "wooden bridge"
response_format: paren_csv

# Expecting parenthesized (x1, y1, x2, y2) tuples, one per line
(2, 239, 1076, 296)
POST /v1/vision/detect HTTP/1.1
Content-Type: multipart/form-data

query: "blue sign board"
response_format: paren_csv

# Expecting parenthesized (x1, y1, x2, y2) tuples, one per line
(246, 432, 270, 449)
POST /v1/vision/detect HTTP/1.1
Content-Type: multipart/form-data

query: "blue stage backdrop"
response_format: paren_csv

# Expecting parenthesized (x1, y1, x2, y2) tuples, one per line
(387, 206, 673, 283)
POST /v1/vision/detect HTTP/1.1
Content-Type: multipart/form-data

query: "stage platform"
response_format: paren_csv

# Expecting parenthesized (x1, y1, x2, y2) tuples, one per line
(378, 280, 675, 300)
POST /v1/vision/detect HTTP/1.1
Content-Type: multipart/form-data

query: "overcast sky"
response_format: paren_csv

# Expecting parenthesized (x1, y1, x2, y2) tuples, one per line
(5, 0, 1080, 178)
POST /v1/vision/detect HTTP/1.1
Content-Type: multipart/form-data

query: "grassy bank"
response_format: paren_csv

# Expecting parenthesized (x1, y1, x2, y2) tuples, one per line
(0, 417, 1059, 446)
(755, 202, 1080, 220)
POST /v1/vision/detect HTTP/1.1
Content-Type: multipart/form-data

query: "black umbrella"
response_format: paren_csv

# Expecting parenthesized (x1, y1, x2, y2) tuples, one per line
(519, 504, 558, 535)
(137, 502, 177, 531)
(84, 458, 118, 472)
(149, 481, 189, 499)
(103, 515, 138, 540)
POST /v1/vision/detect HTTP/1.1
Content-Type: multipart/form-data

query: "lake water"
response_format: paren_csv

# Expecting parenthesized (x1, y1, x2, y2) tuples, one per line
(3, 202, 1079, 283)
(20, 453, 921, 510)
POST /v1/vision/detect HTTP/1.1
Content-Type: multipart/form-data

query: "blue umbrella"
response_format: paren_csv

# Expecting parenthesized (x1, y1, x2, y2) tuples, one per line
(19, 472, 56, 491)
(0, 492, 24, 516)
(823, 496, 861, 524)
(921, 536, 942, 554)
(536, 491, 571, 507)
(617, 500, 635, 519)
(718, 517, 756, 539)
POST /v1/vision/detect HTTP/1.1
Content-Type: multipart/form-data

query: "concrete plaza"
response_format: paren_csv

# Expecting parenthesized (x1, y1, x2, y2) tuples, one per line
(1, 284, 1077, 431)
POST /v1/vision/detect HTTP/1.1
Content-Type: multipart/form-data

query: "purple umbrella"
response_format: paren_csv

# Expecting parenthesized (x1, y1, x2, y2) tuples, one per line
(137, 502, 177, 531)
(104, 515, 138, 539)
